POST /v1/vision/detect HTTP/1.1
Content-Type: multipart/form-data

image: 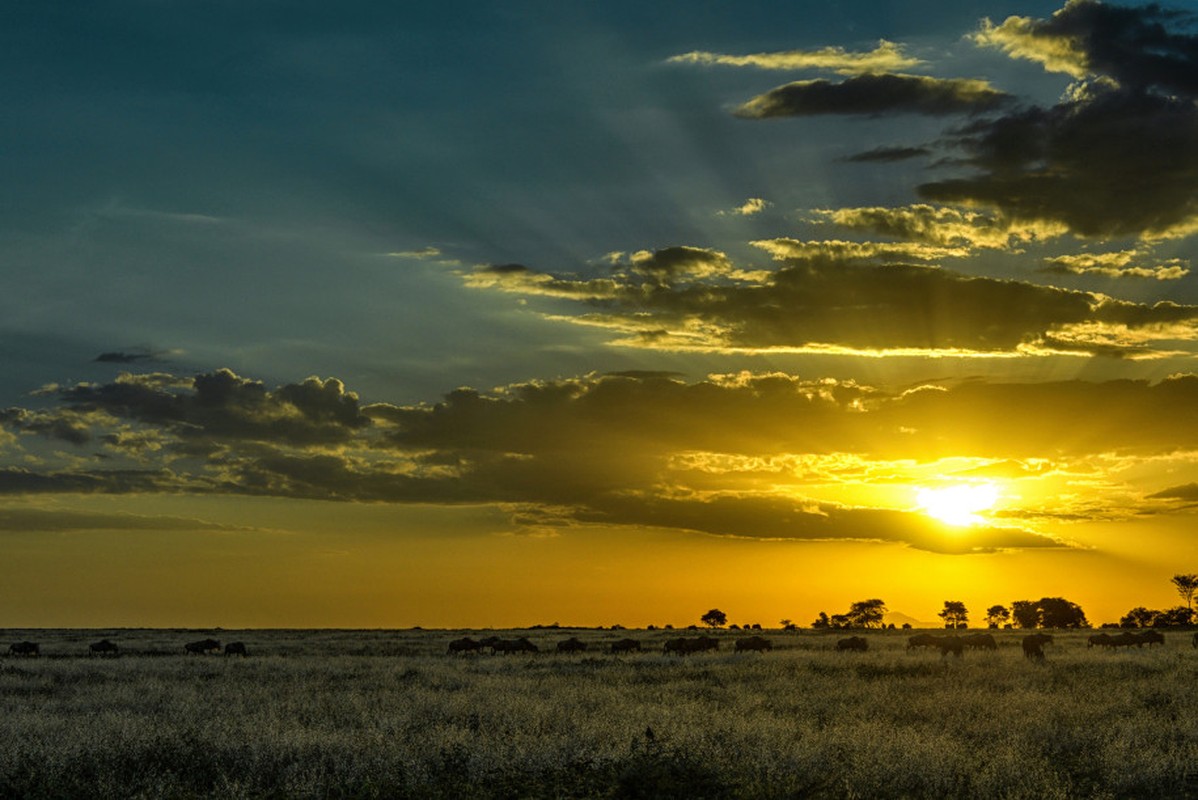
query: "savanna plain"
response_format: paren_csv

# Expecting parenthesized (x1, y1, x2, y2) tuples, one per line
(2, 627, 1196, 799)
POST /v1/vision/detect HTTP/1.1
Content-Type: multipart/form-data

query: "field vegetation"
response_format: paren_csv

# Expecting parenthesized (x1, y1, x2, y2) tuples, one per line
(2, 627, 1197, 799)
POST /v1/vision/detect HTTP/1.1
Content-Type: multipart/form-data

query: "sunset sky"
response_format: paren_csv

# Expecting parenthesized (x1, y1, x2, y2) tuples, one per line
(4, 0, 1198, 628)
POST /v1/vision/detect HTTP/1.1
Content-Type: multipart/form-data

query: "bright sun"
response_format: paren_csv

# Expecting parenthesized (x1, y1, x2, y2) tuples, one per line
(915, 482, 1000, 527)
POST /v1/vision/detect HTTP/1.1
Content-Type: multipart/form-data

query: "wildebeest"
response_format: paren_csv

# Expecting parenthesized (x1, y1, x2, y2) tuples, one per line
(909, 634, 963, 657)
(184, 638, 222, 655)
(8, 641, 39, 657)
(446, 637, 482, 655)
(224, 641, 248, 657)
(609, 638, 641, 654)
(1139, 630, 1165, 647)
(489, 637, 539, 655)
(836, 636, 868, 652)
(734, 635, 772, 653)
(555, 637, 588, 654)
(89, 639, 119, 657)
(1022, 633, 1054, 661)
(663, 636, 719, 655)
(963, 633, 997, 651)
(1088, 633, 1113, 649)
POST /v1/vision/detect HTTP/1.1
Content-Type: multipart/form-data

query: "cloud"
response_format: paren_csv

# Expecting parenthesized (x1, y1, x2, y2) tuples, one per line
(10, 369, 1198, 550)
(814, 205, 1067, 250)
(841, 146, 931, 163)
(95, 351, 154, 364)
(462, 242, 1198, 357)
(0, 507, 247, 532)
(667, 40, 923, 74)
(1041, 250, 1189, 280)
(719, 198, 770, 216)
(972, 0, 1198, 93)
(919, 85, 1198, 239)
(735, 74, 1011, 118)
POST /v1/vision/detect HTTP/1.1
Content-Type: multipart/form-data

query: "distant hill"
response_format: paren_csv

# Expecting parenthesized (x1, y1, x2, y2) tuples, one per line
(884, 611, 933, 628)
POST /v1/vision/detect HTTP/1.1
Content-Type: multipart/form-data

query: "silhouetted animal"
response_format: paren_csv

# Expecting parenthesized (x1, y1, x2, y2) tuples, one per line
(734, 635, 772, 653)
(184, 638, 222, 655)
(836, 636, 868, 652)
(1110, 631, 1146, 649)
(1139, 630, 1165, 647)
(934, 636, 964, 658)
(555, 637, 587, 654)
(663, 636, 719, 655)
(89, 639, 119, 657)
(1022, 633, 1053, 661)
(963, 633, 997, 651)
(907, 633, 938, 650)
(608, 638, 641, 654)
(447, 637, 482, 655)
(490, 637, 538, 655)
(8, 641, 39, 657)
(1088, 633, 1113, 649)
(224, 642, 248, 657)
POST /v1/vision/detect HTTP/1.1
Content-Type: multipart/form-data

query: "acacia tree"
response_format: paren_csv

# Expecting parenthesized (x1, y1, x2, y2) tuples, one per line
(985, 604, 1010, 629)
(1172, 574, 1198, 611)
(848, 598, 888, 628)
(1011, 600, 1041, 629)
(700, 608, 727, 628)
(938, 601, 968, 629)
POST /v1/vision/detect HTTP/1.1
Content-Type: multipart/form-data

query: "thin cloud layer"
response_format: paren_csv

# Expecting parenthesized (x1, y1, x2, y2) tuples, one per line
(736, 74, 1011, 118)
(667, 40, 923, 74)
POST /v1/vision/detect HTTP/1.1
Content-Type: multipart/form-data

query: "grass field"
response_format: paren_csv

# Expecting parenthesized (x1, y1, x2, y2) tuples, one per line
(2, 627, 1197, 799)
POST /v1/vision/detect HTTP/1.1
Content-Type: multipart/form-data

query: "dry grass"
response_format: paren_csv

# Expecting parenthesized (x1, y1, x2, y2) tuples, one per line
(2, 628, 1197, 798)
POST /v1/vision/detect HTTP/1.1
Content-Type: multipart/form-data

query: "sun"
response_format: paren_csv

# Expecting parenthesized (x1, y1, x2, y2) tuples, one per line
(915, 482, 1000, 527)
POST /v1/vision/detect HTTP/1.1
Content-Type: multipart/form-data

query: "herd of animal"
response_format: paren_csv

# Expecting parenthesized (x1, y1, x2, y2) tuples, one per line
(7, 630, 1195, 660)
(5, 638, 248, 658)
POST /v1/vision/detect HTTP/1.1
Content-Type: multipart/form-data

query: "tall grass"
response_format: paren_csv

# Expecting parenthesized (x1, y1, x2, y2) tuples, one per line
(1, 628, 1195, 798)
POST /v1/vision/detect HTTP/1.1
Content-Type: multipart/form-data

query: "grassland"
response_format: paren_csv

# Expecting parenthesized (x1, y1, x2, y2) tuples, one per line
(2, 627, 1197, 799)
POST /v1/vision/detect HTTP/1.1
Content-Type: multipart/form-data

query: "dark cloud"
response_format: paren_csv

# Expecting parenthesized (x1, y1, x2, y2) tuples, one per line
(95, 351, 154, 364)
(920, 86, 1198, 238)
(466, 246, 1198, 356)
(842, 146, 931, 163)
(0, 508, 244, 532)
(1146, 483, 1198, 501)
(736, 74, 1012, 118)
(975, 0, 1198, 94)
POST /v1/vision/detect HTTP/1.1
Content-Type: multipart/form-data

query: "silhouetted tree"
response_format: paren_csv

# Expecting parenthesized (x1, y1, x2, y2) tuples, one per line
(1120, 607, 1157, 628)
(1156, 607, 1194, 627)
(1037, 597, 1089, 628)
(938, 601, 969, 629)
(829, 613, 852, 629)
(1011, 600, 1040, 629)
(848, 598, 887, 628)
(700, 608, 727, 628)
(1172, 574, 1198, 612)
(985, 604, 1010, 629)
(811, 612, 830, 630)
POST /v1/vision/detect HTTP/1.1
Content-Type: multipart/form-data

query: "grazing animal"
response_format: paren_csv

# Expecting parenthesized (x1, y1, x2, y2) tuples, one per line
(8, 641, 39, 657)
(663, 636, 720, 655)
(963, 633, 997, 651)
(446, 637, 482, 655)
(555, 637, 588, 654)
(836, 636, 868, 652)
(89, 639, 119, 657)
(1022, 633, 1053, 661)
(490, 637, 539, 655)
(1088, 633, 1113, 649)
(1139, 630, 1165, 647)
(184, 638, 222, 655)
(734, 635, 772, 653)
(224, 642, 248, 657)
(1111, 632, 1145, 649)
(934, 636, 964, 658)
(608, 638, 641, 654)
(907, 633, 938, 650)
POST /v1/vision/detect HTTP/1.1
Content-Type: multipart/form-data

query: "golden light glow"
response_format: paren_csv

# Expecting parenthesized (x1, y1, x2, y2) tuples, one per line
(915, 482, 1000, 527)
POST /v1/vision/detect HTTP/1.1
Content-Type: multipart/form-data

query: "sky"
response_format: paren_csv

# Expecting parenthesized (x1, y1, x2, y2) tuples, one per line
(4, 0, 1198, 628)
